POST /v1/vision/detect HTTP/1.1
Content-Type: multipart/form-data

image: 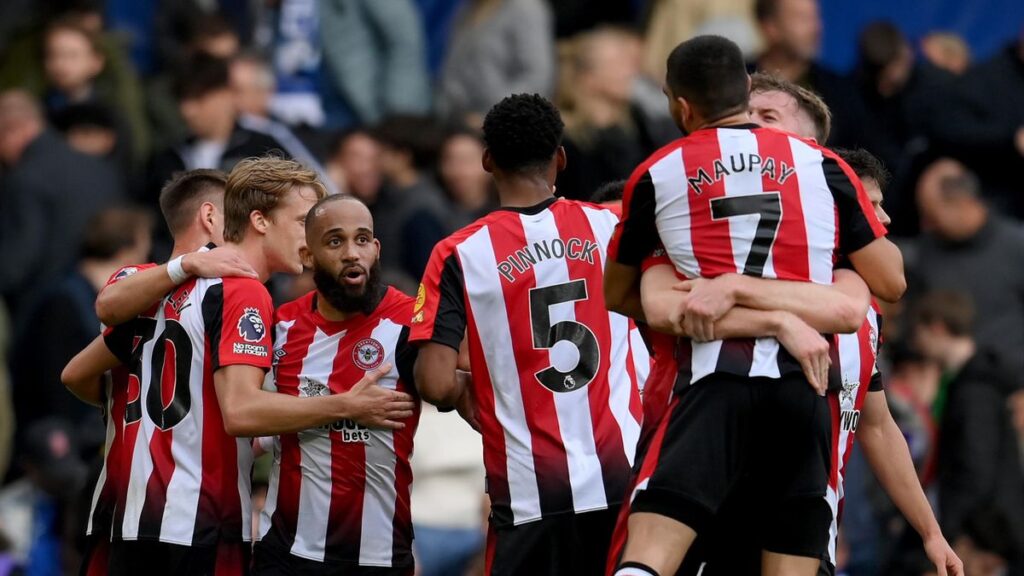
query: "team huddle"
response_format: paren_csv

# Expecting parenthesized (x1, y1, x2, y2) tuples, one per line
(61, 36, 963, 576)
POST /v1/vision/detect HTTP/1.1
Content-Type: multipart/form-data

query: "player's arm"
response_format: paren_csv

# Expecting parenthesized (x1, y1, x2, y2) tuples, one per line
(604, 170, 659, 320)
(415, 342, 466, 407)
(215, 364, 413, 436)
(61, 336, 121, 406)
(823, 151, 907, 303)
(674, 268, 870, 340)
(858, 390, 963, 575)
(95, 248, 257, 326)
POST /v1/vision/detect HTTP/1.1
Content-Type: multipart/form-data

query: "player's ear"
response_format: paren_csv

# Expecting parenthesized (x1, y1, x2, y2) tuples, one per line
(300, 245, 313, 269)
(199, 202, 217, 234)
(555, 146, 567, 172)
(482, 149, 495, 174)
(251, 210, 268, 235)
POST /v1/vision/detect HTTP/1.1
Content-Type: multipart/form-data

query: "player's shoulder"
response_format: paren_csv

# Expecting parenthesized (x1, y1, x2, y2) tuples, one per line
(275, 290, 316, 324)
(219, 275, 269, 295)
(551, 197, 622, 225)
(376, 286, 416, 325)
(104, 262, 157, 286)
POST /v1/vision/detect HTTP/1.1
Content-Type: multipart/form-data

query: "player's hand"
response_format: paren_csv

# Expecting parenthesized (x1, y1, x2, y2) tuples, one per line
(340, 364, 416, 430)
(183, 248, 258, 280)
(776, 313, 830, 395)
(923, 534, 963, 576)
(454, 377, 480, 432)
(674, 276, 737, 342)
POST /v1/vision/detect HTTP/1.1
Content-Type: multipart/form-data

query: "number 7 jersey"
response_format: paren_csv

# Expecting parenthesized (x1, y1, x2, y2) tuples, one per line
(410, 197, 648, 527)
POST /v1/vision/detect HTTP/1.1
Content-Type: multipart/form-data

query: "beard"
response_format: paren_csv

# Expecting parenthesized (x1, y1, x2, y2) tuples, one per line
(313, 259, 385, 316)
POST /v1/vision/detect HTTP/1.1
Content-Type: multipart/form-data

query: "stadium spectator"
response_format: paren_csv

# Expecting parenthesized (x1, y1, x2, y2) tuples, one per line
(438, 0, 555, 123)
(0, 90, 124, 321)
(10, 206, 152, 465)
(910, 158, 1024, 385)
(146, 53, 291, 260)
(752, 0, 871, 148)
(41, 16, 149, 168)
(643, 0, 761, 80)
(372, 115, 451, 282)
(0, 419, 87, 575)
(230, 53, 337, 194)
(557, 27, 661, 201)
(437, 127, 496, 230)
(318, 0, 431, 128)
(921, 32, 971, 75)
(325, 128, 385, 205)
(51, 103, 130, 182)
(912, 291, 1024, 571)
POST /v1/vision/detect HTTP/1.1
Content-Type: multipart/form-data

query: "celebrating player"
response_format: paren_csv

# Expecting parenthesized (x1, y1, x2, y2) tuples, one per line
(412, 94, 648, 576)
(605, 36, 906, 576)
(253, 194, 420, 575)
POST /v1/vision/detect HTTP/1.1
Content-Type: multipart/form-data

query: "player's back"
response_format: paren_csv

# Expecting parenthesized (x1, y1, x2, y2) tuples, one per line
(416, 197, 646, 527)
(118, 275, 270, 546)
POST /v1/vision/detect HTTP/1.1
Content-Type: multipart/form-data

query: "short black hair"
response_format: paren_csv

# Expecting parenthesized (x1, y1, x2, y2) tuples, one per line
(835, 148, 890, 191)
(159, 169, 227, 235)
(591, 179, 628, 204)
(81, 206, 153, 260)
(858, 21, 908, 79)
(305, 194, 369, 231)
(482, 93, 564, 174)
(173, 53, 230, 100)
(371, 115, 443, 171)
(666, 36, 750, 120)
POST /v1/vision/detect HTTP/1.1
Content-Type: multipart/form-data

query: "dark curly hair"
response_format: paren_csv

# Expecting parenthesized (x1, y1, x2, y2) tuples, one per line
(835, 148, 890, 191)
(482, 94, 564, 174)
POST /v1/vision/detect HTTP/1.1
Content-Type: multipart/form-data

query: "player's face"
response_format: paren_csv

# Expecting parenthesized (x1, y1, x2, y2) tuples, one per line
(265, 185, 320, 275)
(308, 199, 382, 313)
(749, 90, 817, 141)
(862, 177, 891, 226)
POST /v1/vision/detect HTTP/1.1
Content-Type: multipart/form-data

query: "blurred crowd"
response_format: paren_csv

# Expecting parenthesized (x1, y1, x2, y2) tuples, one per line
(0, 0, 1023, 575)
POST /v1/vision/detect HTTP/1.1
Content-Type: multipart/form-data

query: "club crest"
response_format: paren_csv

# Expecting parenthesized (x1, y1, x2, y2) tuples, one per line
(352, 338, 385, 370)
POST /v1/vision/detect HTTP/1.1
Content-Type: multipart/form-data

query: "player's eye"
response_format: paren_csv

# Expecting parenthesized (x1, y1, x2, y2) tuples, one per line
(327, 237, 341, 247)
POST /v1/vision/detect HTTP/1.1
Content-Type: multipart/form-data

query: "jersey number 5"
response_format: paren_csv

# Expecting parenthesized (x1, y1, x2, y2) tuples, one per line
(710, 192, 782, 277)
(529, 280, 600, 393)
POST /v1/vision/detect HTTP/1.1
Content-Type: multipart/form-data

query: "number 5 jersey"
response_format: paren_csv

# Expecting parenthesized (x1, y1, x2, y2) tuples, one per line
(410, 197, 648, 528)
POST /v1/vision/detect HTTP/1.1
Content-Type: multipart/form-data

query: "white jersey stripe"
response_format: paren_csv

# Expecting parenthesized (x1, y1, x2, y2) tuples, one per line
(650, 148, 699, 279)
(521, 210, 607, 514)
(458, 226, 543, 525)
(716, 128, 770, 277)
(291, 327, 345, 562)
(86, 387, 116, 536)
(789, 138, 837, 285)
(358, 319, 403, 566)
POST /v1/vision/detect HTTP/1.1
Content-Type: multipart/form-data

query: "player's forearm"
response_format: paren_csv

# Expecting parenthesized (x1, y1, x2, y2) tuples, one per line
(96, 264, 177, 326)
(414, 343, 465, 407)
(729, 270, 869, 334)
(859, 403, 943, 540)
(704, 308, 789, 340)
(604, 262, 645, 321)
(61, 337, 120, 406)
(222, 388, 350, 437)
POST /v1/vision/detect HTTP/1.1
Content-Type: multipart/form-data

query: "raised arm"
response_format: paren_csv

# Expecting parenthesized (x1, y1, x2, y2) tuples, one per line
(96, 248, 257, 326)
(214, 363, 414, 437)
(847, 237, 906, 303)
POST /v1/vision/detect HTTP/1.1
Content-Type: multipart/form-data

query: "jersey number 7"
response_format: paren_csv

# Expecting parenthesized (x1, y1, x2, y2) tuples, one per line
(710, 191, 782, 277)
(529, 280, 600, 394)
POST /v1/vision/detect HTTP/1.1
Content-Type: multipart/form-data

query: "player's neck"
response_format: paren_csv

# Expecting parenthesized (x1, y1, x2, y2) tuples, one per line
(696, 110, 754, 131)
(231, 238, 272, 282)
(168, 232, 214, 259)
(496, 175, 555, 209)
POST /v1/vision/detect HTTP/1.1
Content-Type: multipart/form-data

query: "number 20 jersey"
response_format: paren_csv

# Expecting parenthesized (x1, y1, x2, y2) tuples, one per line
(410, 198, 648, 528)
(609, 125, 887, 386)
(110, 276, 273, 546)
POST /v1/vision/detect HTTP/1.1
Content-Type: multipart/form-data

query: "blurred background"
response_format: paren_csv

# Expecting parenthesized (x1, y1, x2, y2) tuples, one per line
(0, 0, 1023, 575)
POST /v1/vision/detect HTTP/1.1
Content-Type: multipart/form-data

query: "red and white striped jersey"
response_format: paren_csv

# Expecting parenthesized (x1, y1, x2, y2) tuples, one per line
(825, 302, 883, 566)
(88, 263, 157, 539)
(410, 197, 647, 527)
(609, 125, 886, 385)
(115, 275, 272, 546)
(258, 287, 420, 569)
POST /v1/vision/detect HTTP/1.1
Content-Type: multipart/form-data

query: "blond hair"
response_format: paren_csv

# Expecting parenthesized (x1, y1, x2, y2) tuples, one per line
(750, 72, 832, 143)
(224, 156, 327, 242)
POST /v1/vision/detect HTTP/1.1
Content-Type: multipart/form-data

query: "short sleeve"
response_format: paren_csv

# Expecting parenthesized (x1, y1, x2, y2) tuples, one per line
(203, 278, 273, 371)
(104, 263, 157, 288)
(409, 243, 467, 351)
(395, 327, 419, 389)
(820, 152, 887, 256)
(640, 244, 672, 273)
(868, 370, 883, 392)
(608, 169, 659, 267)
(103, 320, 138, 365)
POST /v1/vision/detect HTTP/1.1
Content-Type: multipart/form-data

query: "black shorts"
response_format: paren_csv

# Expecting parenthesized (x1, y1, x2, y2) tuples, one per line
(106, 539, 251, 576)
(486, 507, 620, 576)
(631, 372, 833, 559)
(252, 540, 413, 576)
